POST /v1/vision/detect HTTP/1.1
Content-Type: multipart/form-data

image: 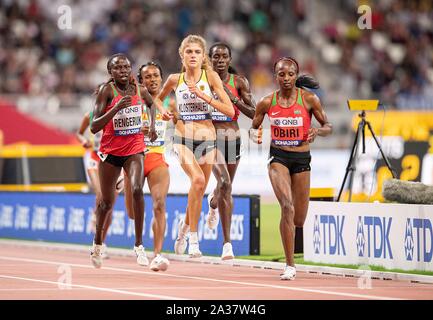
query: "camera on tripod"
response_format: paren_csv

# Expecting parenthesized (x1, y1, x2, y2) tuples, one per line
(337, 100, 397, 202)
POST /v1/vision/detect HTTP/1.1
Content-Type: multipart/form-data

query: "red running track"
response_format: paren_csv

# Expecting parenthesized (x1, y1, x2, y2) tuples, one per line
(0, 242, 432, 300)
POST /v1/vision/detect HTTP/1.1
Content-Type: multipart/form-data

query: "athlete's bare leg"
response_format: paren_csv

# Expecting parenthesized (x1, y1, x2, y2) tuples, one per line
(94, 161, 121, 245)
(123, 153, 145, 247)
(147, 165, 170, 254)
(268, 162, 296, 267)
(211, 150, 240, 243)
(291, 171, 310, 228)
(177, 145, 215, 232)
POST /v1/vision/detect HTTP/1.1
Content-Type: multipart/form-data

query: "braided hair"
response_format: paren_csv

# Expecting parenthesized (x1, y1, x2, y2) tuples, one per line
(137, 61, 163, 84)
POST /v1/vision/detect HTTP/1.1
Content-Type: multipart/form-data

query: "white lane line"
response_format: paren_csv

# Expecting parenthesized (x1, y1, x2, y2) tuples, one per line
(0, 286, 252, 292)
(0, 256, 403, 300)
(0, 274, 186, 300)
(0, 288, 64, 292)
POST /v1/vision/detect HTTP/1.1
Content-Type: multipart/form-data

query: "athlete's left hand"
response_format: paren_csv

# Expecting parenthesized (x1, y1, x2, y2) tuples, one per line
(149, 126, 158, 142)
(308, 127, 319, 143)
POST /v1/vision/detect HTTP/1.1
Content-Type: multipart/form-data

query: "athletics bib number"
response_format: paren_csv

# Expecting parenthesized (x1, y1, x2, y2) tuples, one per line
(270, 117, 304, 146)
(112, 104, 142, 136)
(142, 114, 167, 147)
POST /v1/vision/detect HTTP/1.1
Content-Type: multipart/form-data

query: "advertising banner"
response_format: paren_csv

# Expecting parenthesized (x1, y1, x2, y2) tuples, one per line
(0, 192, 260, 256)
(304, 201, 433, 271)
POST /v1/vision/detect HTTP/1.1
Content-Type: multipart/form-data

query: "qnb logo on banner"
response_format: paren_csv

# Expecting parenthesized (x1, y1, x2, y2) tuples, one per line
(356, 216, 393, 259)
(312, 215, 346, 256)
(405, 218, 433, 263)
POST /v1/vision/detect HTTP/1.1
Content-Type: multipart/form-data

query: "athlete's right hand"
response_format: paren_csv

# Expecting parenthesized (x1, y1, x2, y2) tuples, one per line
(81, 139, 91, 149)
(249, 126, 263, 144)
(160, 110, 174, 121)
(149, 127, 158, 142)
(115, 95, 132, 111)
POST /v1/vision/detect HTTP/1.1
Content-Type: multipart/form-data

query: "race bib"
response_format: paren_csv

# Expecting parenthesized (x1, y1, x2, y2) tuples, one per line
(142, 113, 167, 147)
(178, 92, 211, 121)
(112, 104, 142, 136)
(271, 117, 304, 146)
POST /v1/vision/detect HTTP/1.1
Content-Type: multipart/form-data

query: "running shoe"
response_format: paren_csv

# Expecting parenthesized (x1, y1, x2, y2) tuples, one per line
(101, 243, 109, 259)
(280, 265, 296, 280)
(174, 220, 189, 255)
(188, 241, 202, 258)
(221, 242, 235, 260)
(134, 245, 149, 266)
(206, 192, 219, 229)
(90, 243, 103, 269)
(149, 254, 170, 272)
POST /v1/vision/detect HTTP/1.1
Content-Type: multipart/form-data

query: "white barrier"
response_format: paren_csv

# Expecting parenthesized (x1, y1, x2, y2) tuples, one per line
(304, 201, 433, 272)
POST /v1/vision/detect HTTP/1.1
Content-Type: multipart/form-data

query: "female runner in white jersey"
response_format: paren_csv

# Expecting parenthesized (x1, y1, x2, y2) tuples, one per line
(156, 35, 234, 257)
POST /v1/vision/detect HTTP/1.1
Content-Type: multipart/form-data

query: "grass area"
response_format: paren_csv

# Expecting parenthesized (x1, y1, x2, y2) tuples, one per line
(259, 203, 283, 256)
(293, 258, 433, 276)
(238, 203, 433, 277)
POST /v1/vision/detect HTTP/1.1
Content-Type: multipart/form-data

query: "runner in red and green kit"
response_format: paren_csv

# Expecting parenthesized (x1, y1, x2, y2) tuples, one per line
(89, 53, 167, 269)
(206, 43, 256, 260)
(250, 57, 332, 280)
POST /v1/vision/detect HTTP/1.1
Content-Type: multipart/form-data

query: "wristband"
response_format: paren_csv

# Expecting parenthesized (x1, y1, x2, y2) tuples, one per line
(232, 97, 239, 105)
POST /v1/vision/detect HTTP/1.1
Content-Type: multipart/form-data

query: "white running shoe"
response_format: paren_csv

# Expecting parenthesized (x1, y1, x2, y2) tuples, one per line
(221, 242, 235, 260)
(150, 254, 170, 272)
(101, 243, 109, 259)
(206, 192, 219, 230)
(188, 241, 202, 258)
(280, 265, 296, 280)
(134, 245, 149, 266)
(90, 243, 103, 269)
(174, 220, 189, 255)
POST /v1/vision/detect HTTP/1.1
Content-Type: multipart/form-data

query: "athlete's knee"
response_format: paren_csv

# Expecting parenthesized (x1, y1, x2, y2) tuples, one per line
(217, 177, 232, 195)
(153, 196, 165, 215)
(191, 175, 206, 193)
(280, 200, 295, 216)
(97, 199, 114, 213)
(131, 184, 144, 199)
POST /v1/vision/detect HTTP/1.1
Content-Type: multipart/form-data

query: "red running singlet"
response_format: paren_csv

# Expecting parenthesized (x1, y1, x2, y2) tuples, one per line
(99, 83, 145, 156)
(211, 73, 240, 122)
(267, 88, 311, 147)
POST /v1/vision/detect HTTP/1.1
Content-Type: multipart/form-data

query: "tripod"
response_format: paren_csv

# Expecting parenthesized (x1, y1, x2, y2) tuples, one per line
(337, 110, 397, 202)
